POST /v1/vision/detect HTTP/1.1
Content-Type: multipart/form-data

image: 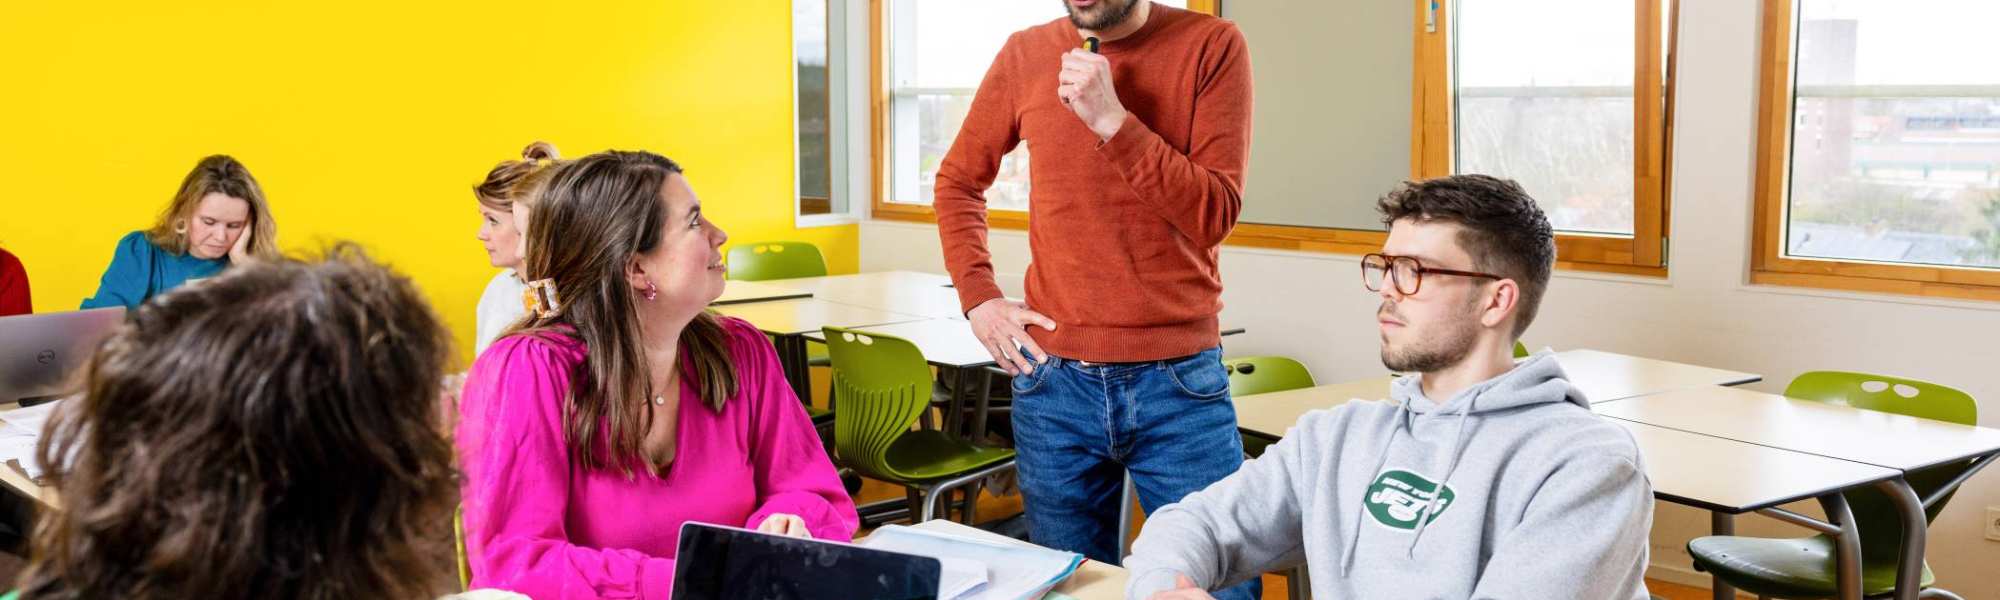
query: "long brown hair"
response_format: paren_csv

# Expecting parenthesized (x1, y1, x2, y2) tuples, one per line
(144, 155, 279, 260)
(474, 141, 561, 212)
(510, 150, 738, 475)
(20, 244, 459, 600)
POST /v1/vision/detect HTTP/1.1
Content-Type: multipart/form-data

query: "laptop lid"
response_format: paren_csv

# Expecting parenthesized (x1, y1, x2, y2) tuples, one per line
(671, 522, 940, 600)
(0, 308, 124, 403)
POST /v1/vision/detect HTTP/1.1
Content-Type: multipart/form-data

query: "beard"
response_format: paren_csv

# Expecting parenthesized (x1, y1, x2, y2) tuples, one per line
(1379, 301, 1480, 373)
(1064, 0, 1141, 31)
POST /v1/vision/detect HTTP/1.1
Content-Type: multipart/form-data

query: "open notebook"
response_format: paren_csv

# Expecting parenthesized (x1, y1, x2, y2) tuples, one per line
(860, 525, 1085, 600)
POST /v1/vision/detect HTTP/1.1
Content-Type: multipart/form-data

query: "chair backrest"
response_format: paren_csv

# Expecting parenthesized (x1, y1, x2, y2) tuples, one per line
(1513, 340, 1530, 359)
(1224, 356, 1315, 397)
(821, 327, 933, 482)
(1785, 370, 1979, 565)
(726, 242, 828, 281)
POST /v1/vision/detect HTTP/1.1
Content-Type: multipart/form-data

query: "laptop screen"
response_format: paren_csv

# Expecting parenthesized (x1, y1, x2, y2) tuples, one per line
(671, 523, 940, 600)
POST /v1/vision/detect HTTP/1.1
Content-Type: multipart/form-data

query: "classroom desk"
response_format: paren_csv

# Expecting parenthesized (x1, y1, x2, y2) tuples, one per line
(1235, 350, 1759, 438)
(1236, 384, 1902, 600)
(766, 271, 965, 320)
(710, 279, 813, 305)
(1549, 349, 1760, 401)
(710, 298, 927, 400)
(906, 519, 1125, 600)
(1598, 386, 2000, 600)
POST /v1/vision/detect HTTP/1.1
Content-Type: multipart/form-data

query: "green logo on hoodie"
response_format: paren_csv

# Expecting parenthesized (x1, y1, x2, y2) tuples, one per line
(1364, 469, 1457, 530)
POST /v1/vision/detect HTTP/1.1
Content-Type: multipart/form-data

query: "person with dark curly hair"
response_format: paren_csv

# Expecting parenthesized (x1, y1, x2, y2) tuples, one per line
(12, 245, 470, 600)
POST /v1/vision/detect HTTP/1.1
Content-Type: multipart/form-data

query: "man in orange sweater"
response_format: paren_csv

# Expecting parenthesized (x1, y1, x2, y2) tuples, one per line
(934, 1, 1254, 597)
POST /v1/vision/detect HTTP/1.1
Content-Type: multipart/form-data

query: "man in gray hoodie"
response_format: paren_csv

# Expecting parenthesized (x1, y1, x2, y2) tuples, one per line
(1124, 175, 1653, 600)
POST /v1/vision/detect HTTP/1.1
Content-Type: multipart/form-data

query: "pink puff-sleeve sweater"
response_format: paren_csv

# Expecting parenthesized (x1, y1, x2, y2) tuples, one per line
(457, 316, 859, 598)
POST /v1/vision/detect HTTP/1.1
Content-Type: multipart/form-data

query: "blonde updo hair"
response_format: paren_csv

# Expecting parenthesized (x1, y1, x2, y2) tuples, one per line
(473, 141, 561, 212)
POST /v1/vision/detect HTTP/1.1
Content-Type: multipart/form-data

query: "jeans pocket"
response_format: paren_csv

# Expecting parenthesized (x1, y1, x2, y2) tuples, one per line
(1163, 349, 1230, 400)
(1011, 360, 1055, 395)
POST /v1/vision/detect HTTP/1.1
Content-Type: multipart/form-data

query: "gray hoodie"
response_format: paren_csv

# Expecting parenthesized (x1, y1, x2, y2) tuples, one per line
(1124, 352, 1653, 599)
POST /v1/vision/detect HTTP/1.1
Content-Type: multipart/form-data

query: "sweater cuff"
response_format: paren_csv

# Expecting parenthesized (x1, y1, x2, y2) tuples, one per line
(1096, 112, 1157, 173)
(1125, 567, 1181, 599)
(953, 278, 1007, 317)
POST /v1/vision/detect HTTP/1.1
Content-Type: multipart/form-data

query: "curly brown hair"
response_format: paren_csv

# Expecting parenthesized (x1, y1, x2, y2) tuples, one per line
(18, 244, 459, 600)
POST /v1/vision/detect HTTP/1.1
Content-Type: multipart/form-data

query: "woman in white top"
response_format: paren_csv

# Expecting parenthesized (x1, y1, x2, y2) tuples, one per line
(472, 141, 560, 354)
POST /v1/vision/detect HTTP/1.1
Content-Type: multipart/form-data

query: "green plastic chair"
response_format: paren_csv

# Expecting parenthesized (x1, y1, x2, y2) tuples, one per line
(726, 241, 828, 281)
(1225, 356, 1316, 459)
(1513, 340, 1530, 359)
(1688, 371, 1979, 599)
(727, 241, 836, 401)
(822, 326, 1016, 523)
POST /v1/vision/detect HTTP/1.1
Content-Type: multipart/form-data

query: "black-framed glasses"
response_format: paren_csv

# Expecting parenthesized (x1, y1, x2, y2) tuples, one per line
(1361, 253, 1502, 295)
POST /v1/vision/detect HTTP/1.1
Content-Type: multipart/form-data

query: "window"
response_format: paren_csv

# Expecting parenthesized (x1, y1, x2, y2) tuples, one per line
(1421, 0, 1675, 272)
(795, 0, 841, 219)
(873, 0, 1199, 219)
(1754, 0, 2000, 299)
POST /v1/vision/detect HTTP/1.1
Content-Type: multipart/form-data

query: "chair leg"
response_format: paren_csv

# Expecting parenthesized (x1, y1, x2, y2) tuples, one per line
(922, 462, 1018, 524)
(906, 488, 926, 524)
(958, 481, 982, 525)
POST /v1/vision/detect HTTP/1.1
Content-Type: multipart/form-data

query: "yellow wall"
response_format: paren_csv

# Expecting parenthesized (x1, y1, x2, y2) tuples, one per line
(0, 1, 858, 362)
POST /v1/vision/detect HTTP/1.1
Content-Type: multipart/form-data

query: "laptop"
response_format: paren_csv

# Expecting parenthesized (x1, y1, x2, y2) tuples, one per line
(671, 522, 941, 600)
(0, 308, 124, 404)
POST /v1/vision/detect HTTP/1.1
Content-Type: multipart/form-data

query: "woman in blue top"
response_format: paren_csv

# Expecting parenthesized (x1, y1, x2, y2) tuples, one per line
(81, 155, 279, 310)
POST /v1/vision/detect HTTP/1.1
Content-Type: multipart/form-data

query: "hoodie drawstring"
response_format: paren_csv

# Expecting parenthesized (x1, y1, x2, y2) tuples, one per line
(1406, 394, 1476, 557)
(1340, 398, 1409, 577)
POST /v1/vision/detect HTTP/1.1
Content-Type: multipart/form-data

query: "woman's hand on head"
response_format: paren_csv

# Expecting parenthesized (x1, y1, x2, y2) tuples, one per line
(228, 226, 254, 263)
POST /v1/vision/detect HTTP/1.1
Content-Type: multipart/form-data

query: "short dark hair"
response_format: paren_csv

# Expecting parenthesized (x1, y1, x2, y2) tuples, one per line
(22, 244, 459, 600)
(1376, 175, 1555, 337)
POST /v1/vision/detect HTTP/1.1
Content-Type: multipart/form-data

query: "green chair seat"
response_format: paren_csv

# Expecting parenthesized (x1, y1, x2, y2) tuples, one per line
(1689, 534, 1933, 598)
(882, 429, 1017, 482)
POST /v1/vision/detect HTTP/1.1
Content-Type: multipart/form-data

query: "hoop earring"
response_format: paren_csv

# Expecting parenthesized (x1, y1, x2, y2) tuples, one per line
(173, 221, 187, 235)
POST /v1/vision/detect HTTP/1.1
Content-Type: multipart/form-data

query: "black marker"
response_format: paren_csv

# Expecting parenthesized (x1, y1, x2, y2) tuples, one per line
(1083, 36, 1100, 53)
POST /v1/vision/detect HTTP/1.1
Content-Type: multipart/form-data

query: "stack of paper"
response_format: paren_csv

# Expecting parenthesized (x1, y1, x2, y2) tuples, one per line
(860, 525, 1084, 600)
(0, 401, 61, 479)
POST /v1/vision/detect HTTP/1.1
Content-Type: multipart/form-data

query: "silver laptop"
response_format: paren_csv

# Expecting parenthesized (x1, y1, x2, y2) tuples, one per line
(0, 308, 125, 403)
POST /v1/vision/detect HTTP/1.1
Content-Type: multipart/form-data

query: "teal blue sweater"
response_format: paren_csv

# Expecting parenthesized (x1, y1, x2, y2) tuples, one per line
(80, 231, 227, 310)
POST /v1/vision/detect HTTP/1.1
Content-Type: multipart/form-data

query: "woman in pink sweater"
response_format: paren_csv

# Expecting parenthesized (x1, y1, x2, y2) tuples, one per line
(457, 150, 858, 598)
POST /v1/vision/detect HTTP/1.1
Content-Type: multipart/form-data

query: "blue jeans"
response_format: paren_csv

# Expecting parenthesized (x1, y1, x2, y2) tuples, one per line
(1010, 346, 1261, 600)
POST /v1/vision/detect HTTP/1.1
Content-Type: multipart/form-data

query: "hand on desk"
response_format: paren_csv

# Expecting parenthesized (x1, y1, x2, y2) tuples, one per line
(1147, 574, 1216, 600)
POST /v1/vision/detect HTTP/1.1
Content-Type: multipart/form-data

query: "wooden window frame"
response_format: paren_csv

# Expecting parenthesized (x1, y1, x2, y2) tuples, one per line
(797, 0, 836, 218)
(871, 0, 1670, 278)
(1750, 0, 2000, 301)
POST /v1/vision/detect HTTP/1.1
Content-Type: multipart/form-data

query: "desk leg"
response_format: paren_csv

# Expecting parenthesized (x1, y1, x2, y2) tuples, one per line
(1709, 512, 1735, 600)
(1876, 478, 1927, 600)
(942, 367, 966, 436)
(1819, 493, 1863, 600)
